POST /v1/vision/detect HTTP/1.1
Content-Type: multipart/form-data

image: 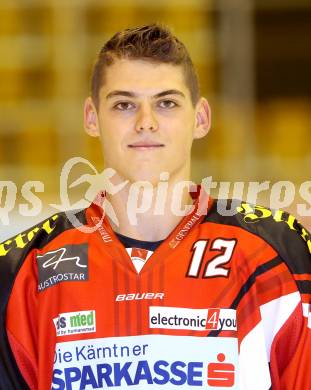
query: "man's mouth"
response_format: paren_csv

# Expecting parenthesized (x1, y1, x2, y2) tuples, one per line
(128, 142, 165, 149)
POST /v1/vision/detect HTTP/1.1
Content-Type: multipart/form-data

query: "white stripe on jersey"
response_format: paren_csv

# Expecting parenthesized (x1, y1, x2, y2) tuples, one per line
(239, 292, 301, 390)
(239, 322, 271, 390)
(260, 291, 301, 358)
(302, 302, 311, 329)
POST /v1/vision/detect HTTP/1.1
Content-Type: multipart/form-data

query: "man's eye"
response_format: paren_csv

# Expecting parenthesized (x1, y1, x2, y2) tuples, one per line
(158, 100, 178, 109)
(114, 102, 135, 111)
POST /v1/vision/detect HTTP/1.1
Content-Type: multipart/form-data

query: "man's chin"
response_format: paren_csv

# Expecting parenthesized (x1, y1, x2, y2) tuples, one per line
(127, 172, 164, 186)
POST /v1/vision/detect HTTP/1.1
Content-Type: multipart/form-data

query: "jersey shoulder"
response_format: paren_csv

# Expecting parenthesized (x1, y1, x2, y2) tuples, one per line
(0, 208, 87, 317)
(0, 208, 86, 285)
(0, 209, 86, 389)
(203, 199, 311, 278)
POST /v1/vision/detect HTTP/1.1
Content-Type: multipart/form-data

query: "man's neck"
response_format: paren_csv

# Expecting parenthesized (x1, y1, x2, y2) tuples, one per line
(105, 171, 195, 241)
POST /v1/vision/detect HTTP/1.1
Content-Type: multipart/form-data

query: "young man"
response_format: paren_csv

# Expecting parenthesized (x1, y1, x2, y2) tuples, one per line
(1, 24, 310, 389)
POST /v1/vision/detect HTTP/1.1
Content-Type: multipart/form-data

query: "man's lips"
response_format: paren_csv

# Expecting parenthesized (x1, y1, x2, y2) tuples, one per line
(128, 142, 164, 149)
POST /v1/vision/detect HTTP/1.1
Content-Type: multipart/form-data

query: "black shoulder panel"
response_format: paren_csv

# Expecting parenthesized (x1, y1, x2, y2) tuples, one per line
(203, 199, 311, 289)
(0, 209, 86, 390)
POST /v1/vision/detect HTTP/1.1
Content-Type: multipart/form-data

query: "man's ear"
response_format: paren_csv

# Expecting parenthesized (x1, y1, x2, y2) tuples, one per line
(193, 97, 211, 139)
(84, 97, 100, 137)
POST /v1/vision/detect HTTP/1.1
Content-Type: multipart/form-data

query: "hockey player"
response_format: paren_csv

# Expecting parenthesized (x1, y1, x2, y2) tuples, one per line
(1, 24, 310, 390)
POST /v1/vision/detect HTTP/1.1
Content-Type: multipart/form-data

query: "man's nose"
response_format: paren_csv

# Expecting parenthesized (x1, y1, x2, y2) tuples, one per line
(135, 105, 159, 133)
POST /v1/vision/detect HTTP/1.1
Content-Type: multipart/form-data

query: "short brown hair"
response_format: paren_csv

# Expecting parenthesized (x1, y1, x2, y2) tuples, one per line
(91, 24, 200, 108)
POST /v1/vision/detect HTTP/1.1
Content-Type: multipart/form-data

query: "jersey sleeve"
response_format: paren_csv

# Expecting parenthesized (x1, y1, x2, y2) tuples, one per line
(0, 239, 37, 389)
(268, 220, 311, 389)
(0, 212, 79, 389)
(269, 300, 311, 389)
(236, 203, 311, 389)
(5, 248, 39, 390)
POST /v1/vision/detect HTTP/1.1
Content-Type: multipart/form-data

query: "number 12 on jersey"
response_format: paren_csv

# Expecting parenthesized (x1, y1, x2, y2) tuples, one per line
(186, 238, 237, 278)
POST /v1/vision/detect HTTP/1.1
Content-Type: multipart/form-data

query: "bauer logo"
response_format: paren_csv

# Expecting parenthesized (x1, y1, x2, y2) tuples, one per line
(36, 244, 88, 292)
(53, 310, 96, 336)
(149, 307, 236, 331)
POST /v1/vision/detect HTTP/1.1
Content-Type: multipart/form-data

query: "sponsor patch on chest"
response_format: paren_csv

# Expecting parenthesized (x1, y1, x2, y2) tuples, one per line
(53, 310, 96, 336)
(149, 307, 237, 332)
(36, 244, 88, 292)
(52, 335, 239, 389)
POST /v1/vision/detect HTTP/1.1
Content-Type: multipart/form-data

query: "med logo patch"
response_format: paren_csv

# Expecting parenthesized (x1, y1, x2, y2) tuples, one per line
(37, 244, 88, 292)
(53, 310, 96, 337)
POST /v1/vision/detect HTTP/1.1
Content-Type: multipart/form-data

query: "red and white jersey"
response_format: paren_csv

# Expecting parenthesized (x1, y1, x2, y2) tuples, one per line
(0, 192, 311, 389)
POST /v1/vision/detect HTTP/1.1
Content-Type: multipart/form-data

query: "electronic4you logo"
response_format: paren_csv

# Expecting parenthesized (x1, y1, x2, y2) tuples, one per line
(149, 307, 236, 332)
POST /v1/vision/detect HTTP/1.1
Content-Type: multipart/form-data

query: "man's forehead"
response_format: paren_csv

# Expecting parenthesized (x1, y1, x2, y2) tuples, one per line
(100, 59, 189, 97)
(105, 89, 186, 100)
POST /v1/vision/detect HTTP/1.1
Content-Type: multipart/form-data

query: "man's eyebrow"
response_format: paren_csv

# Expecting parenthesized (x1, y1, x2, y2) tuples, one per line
(154, 89, 186, 99)
(106, 90, 136, 99)
(105, 89, 186, 100)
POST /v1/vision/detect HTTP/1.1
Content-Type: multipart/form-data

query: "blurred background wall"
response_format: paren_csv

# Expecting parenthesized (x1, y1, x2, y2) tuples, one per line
(0, 0, 310, 239)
